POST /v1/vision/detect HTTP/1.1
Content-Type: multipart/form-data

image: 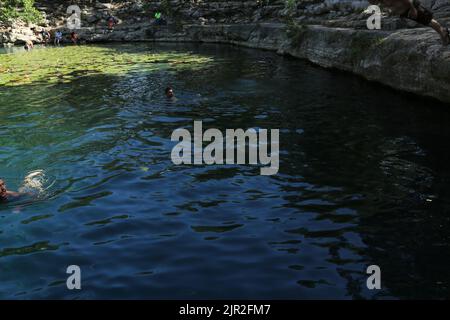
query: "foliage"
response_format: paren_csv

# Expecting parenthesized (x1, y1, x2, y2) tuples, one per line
(284, 0, 298, 25)
(286, 20, 307, 44)
(285, 0, 297, 15)
(0, 0, 43, 24)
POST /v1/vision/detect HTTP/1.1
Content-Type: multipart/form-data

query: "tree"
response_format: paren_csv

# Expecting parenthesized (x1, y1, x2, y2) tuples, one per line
(0, 0, 43, 24)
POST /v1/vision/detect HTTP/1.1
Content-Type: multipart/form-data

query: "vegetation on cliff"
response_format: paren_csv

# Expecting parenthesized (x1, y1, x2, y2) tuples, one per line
(0, 0, 42, 24)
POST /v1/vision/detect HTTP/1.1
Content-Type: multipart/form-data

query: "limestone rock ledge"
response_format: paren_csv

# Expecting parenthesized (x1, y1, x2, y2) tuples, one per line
(116, 23, 450, 103)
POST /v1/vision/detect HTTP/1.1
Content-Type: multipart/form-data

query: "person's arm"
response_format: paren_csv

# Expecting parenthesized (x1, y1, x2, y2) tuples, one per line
(6, 190, 22, 197)
(7, 190, 34, 198)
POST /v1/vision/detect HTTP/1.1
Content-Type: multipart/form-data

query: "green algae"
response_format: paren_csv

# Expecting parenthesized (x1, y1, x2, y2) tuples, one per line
(0, 44, 214, 86)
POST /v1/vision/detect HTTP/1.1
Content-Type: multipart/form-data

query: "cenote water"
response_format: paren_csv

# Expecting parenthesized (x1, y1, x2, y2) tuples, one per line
(1, 43, 450, 299)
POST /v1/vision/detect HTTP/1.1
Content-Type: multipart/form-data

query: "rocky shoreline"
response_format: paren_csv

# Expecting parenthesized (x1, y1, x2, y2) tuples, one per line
(1, 0, 450, 103)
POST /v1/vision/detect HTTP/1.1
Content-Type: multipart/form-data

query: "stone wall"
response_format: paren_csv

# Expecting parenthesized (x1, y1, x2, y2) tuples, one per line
(3, 0, 450, 38)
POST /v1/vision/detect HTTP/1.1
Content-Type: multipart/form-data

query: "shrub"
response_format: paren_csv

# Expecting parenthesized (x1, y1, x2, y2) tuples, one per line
(0, 0, 43, 24)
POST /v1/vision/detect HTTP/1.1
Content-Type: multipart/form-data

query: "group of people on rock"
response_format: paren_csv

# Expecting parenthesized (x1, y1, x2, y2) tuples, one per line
(23, 8, 166, 51)
(24, 29, 80, 51)
(24, 11, 124, 50)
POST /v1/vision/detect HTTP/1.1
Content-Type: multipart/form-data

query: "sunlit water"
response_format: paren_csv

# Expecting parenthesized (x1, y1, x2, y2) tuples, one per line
(1, 43, 450, 299)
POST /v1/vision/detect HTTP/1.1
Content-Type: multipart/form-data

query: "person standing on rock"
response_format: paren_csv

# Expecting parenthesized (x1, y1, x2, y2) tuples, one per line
(369, 0, 450, 45)
(54, 31, 63, 46)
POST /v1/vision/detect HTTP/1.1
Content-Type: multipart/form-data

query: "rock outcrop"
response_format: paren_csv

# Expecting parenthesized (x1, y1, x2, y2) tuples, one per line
(1, 0, 450, 103)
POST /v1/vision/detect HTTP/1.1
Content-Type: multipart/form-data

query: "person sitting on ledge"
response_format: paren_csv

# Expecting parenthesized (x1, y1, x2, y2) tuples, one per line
(54, 30, 63, 46)
(369, 0, 450, 45)
(107, 15, 119, 31)
(153, 11, 167, 26)
(70, 31, 79, 45)
(40, 29, 51, 46)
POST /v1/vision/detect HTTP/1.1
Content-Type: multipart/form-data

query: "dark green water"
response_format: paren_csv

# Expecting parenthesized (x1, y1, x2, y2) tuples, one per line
(1, 43, 450, 299)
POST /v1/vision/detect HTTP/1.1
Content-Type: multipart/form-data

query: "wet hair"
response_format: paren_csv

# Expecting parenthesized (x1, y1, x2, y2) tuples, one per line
(0, 179, 7, 201)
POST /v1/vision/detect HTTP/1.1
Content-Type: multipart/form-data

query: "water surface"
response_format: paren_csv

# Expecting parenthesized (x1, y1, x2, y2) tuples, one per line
(1, 43, 450, 299)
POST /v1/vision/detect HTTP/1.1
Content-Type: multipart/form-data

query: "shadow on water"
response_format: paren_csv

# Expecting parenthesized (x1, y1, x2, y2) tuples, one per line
(1, 43, 450, 299)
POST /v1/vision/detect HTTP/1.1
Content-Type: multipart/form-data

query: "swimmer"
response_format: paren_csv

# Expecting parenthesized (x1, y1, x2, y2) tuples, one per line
(0, 170, 46, 203)
(0, 179, 23, 202)
(24, 39, 34, 51)
(165, 86, 175, 99)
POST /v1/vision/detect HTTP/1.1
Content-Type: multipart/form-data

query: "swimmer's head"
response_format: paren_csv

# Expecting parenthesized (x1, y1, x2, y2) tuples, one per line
(165, 87, 174, 99)
(0, 179, 7, 199)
